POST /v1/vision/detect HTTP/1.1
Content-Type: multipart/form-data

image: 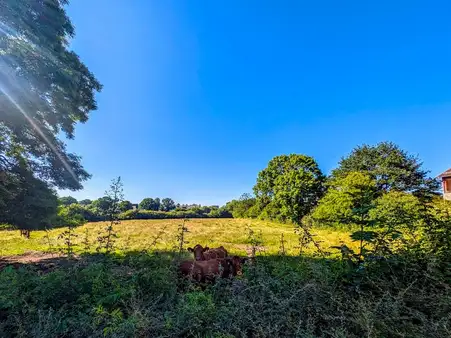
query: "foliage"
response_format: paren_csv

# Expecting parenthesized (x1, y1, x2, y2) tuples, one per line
(139, 197, 160, 211)
(420, 198, 451, 260)
(0, 161, 58, 233)
(225, 193, 257, 218)
(58, 196, 78, 206)
(331, 142, 440, 196)
(118, 200, 133, 212)
(58, 224, 78, 257)
(369, 191, 423, 231)
(312, 172, 378, 227)
(79, 199, 92, 206)
(174, 219, 189, 253)
(0, 252, 449, 337)
(92, 197, 113, 216)
(120, 209, 232, 220)
(96, 177, 124, 253)
(160, 198, 176, 212)
(254, 154, 326, 223)
(0, 0, 101, 190)
(53, 204, 87, 228)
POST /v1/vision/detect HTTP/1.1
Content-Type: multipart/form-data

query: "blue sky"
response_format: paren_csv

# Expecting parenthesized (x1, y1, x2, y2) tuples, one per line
(59, 0, 451, 205)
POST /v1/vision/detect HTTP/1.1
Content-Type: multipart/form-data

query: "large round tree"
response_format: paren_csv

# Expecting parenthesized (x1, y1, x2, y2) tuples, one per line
(331, 142, 439, 197)
(254, 154, 326, 223)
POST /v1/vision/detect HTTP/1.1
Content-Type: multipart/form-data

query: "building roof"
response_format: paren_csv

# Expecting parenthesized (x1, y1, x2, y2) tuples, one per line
(438, 168, 451, 178)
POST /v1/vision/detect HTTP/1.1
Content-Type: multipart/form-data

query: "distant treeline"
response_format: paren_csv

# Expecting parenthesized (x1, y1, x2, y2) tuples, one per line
(54, 197, 232, 226)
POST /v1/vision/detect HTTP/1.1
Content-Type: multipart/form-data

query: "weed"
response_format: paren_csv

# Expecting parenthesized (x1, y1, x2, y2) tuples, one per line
(96, 177, 124, 253)
(58, 224, 78, 258)
(174, 219, 189, 253)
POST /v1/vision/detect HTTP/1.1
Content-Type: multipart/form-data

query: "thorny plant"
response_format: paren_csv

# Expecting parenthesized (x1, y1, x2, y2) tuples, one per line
(97, 177, 124, 254)
(245, 224, 264, 258)
(148, 223, 169, 251)
(44, 227, 55, 255)
(174, 219, 189, 254)
(81, 227, 91, 252)
(295, 216, 325, 256)
(278, 233, 287, 256)
(58, 224, 78, 258)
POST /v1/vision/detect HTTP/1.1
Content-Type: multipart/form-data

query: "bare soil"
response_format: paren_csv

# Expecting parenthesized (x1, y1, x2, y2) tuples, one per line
(0, 251, 78, 272)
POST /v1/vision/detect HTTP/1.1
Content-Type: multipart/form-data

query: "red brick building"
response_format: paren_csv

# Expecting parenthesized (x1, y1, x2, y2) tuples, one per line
(439, 168, 451, 201)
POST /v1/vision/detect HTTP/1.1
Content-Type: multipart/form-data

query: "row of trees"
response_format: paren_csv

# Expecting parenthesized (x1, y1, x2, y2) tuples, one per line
(228, 142, 441, 223)
(227, 142, 451, 263)
(139, 198, 175, 211)
(60, 196, 216, 213)
(55, 195, 231, 225)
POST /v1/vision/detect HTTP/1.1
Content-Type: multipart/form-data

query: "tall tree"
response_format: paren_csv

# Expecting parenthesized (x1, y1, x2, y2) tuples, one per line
(118, 200, 133, 212)
(225, 193, 257, 218)
(0, 0, 102, 190)
(331, 142, 439, 196)
(254, 154, 326, 223)
(139, 198, 157, 210)
(160, 198, 176, 212)
(92, 197, 113, 216)
(58, 196, 78, 206)
(79, 199, 92, 206)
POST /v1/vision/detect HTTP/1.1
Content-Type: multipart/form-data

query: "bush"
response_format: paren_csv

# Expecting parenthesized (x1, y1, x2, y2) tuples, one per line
(52, 204, 102, 227)
(119, 209, 232, 220)
(0, 252, 449, 337)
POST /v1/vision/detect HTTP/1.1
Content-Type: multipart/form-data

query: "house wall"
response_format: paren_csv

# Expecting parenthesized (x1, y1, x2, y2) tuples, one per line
(443, 178, 451, 200)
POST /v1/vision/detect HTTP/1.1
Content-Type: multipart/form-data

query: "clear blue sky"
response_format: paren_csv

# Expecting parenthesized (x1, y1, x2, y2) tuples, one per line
(59, 0, 451, 205)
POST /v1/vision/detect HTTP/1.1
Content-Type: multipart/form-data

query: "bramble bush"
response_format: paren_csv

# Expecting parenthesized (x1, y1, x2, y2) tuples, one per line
(0, 250, 450, 337)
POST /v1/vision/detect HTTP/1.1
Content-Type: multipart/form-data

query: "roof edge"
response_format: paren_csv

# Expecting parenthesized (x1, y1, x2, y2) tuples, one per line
(438, 168, 451, 178)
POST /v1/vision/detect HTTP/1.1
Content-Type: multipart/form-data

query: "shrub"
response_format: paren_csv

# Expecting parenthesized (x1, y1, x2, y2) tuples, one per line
(0, 252, 449, 337)
(53, 204, 102, 228)
(119, 209, 232, 220)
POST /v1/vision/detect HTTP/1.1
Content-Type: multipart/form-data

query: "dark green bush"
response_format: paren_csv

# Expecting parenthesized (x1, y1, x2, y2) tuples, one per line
(0, 252, 449, 337)
(119, 209, 232, 220)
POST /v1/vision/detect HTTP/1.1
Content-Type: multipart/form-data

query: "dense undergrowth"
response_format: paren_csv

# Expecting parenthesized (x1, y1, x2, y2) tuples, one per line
(0, 250, 450, 338)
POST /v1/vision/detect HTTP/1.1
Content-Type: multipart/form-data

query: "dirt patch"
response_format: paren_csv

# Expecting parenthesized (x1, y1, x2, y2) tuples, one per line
(0, 251, 78, 273)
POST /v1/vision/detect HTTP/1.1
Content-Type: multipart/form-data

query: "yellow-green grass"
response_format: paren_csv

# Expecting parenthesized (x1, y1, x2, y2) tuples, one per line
(0, 218, 356, 257)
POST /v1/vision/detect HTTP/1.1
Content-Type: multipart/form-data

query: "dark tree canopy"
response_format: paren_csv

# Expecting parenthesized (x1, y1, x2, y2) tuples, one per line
(0, 0, 102, 190)
(119, 200, 133, 212)
(160, 198, 176, 212)
(58, 196, 77, 206)
(0, 161, 58, 231)
(139, 198, 159, 211)
(92, 197, 113, 215)
(332, 142, 439, 195)
(79, 199, 92, 206)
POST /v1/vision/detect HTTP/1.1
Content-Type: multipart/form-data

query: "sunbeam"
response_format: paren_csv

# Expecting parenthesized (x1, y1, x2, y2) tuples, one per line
(0, 18, 79, 185)
(0, 83, 79, 184)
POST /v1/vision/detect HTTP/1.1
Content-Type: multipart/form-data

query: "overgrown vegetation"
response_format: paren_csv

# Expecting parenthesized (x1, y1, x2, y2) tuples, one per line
(0, 235, 450, 337)
(1, 140, 450, 336)
(1, 1, 450, 336)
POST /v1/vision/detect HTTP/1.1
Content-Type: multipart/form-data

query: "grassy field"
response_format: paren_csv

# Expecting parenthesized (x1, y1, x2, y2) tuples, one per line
(0, 218, 355, 257)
